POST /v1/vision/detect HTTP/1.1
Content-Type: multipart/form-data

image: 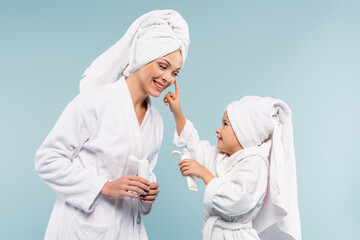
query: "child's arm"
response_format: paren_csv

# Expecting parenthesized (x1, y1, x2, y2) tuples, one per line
(164, 81, 217, 169)
(179, 159, 215, 185)
(163, 81, 186, 135)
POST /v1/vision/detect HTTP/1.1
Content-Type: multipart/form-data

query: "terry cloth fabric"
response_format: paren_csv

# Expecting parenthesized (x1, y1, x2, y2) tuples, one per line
(80, 9, 190, 92)
(35, 77, 164, 239)
(226, 96, 301, 240)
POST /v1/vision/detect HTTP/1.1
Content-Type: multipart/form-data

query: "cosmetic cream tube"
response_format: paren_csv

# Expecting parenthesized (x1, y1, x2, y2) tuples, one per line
(172, 149, 198, 191)
(137, 159, 150, 181)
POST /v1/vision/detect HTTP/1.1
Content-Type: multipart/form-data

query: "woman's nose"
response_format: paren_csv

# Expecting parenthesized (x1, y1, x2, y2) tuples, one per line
(162, 71, 174, 84)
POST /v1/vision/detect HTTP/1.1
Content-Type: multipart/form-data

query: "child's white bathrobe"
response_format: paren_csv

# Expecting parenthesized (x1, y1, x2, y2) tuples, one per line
(174, 120, 271, 240)
(35, 77, 163, 240)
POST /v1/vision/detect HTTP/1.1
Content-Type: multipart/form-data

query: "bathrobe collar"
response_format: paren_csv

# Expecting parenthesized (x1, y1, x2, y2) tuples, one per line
(217, 141, 271, 179)
(116, 76, 153, 160)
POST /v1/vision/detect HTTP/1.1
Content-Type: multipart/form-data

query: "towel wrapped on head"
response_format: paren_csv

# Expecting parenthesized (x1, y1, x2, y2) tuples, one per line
(80, 9, 190, 92)
(226, 96, 302, 240)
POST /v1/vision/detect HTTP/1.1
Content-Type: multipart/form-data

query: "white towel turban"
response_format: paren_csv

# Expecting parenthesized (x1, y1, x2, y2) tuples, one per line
(226, 96, 302, 240)
(80, 9, 190, 92)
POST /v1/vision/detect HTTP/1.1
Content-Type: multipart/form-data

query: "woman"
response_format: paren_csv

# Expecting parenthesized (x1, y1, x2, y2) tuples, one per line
(34, 10, 190, 240)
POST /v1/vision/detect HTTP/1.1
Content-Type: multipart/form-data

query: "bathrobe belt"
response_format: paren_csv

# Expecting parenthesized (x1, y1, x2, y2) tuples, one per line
(203, 216, 252, 240)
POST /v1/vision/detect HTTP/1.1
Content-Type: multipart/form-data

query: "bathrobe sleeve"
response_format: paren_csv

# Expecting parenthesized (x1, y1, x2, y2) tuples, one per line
(34, 96, 108, 213)
(203, 156, 268, 216)
(173, 119, 217, 169)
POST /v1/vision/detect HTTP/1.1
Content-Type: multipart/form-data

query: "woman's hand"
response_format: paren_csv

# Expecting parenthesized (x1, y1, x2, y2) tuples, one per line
(179, 159, 215, 185)
(140, 182, 160, 204)
(100, 175, 150, 199)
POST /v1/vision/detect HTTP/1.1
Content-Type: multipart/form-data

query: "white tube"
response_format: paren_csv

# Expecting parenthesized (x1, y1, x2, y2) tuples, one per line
(137, 159, 150, 181)
(171, 149, 198, 191)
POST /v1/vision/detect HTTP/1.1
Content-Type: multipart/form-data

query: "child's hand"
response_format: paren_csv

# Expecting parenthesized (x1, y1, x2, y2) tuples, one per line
(179, 159, 206, 179)
(163, 81, 182, 117)
(164, 80, 186, 135)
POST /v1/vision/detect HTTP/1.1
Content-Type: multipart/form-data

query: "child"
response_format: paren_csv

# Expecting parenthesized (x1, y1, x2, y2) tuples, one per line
(164, 82, 301, 240)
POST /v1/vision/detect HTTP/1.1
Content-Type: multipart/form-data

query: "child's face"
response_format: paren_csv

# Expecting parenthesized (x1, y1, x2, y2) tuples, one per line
(215, 111, 243, 156)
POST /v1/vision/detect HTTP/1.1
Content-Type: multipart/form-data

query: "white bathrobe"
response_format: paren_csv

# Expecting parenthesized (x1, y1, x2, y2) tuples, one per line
(35, 77, 163, 240)
(174, 120, 271, 240)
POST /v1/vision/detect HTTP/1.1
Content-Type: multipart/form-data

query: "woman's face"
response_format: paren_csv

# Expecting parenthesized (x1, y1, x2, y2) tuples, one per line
(135, 50, 183, 98)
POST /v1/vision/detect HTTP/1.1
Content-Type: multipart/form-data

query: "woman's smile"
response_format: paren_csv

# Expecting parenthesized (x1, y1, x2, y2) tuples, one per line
(153, 79, 167, 91)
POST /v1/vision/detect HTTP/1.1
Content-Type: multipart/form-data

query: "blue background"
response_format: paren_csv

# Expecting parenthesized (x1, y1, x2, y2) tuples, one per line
(1, 0, 359, 239)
